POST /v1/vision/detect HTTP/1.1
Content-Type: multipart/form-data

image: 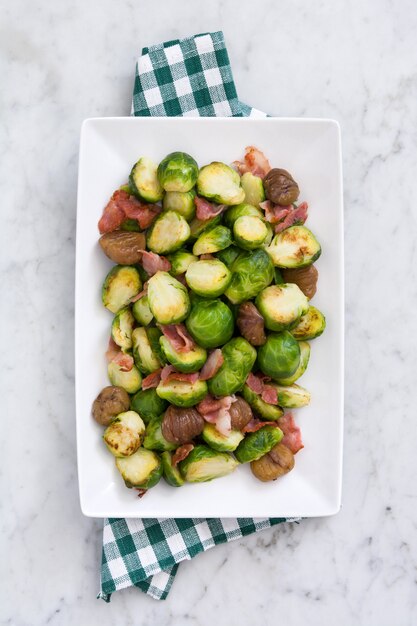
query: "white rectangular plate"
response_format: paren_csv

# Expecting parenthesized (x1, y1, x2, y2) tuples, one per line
(76, 117, 344, 518)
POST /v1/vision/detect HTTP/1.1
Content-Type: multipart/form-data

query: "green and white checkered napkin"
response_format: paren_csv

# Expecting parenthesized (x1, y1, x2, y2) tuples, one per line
(99, 31, 300, 603)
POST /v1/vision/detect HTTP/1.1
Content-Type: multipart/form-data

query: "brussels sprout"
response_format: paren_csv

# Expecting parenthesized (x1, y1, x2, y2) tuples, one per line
(241, 172, 265, 207)
(157, 152, 199, 192)
(143, 414, 177, 452)
(216, 245, 240, 266)
(242, 385, 284, 421)
(272, 383, 311, 408)
(201, 423, 244, 452)
(256, 283, 309, 331)
(267, 225, 321, 268)
(136, 264, 150, 283)
(263, 222, 274, 247)
(208, 337, 257, 397)
(107, 361, 142, 394)
(274, 267, 284, 284)
(197, 162, 245, 205)
(234, 425, 283, 463)
(111, 307, 135, 350)
(132, 327, 163, 374)
(179, 445, 239, 482)
(185, 260, 231, 297)
(163, 190, 196, 221)
(189, 214, 223, 240)
(116, 447, 162, 489)
(102, 265, 142, 314)
(160, 336, 207, 373)
(276, 341, 310, 385)
(120, 218, 141, 232)
(132, 295, 153, 326)
(147, 211, 191, 255)
(119, 184, 132, 193)
(223, 203, 263, 228)
(161, 451, 185, 487)
(257, 332, 300, 380)
(185, 299, 234, 348)
(147, 271, 190, 324)
(130, 388, 168, 424)
(156, 379, 208, 407)
(103, 410, 145, 457)
(168, 250, 198, 276)
(224, 249, 274, 305)
(192, 225, 232, 256)
(233, 216, 269, 250)
(129, 156, 163, 202)
(290, 305, 326, 340)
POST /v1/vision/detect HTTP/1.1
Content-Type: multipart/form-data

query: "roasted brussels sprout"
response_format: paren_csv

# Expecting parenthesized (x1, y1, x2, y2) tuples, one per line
(168, 250, 198, 276)
(132, 327, 163, 374)
(202, 423, 244, 452)
(257, 332, 300, 380)
(215, 245, 241, 266)
(208, 337, 257, 397)
(241, 172, 266, 207)
(263, 168, 299, 206)
(163, 190, 196, 221)
(275, 341, 310, 385)
(102, 265, 142, 314)
(107, 361, 142, 394)
(147, 271, 190, 324)
(92, 386, 130, 426)
(250, 442, 294, 481)
(143, 413, 177, 452)
(99, 231, 146, 265)
(156, 378, 208, 407)
(224, 248, 274, 305)
(157, 152, 198, 192)
(281, 265, 318, 300)
(189, 214, 223, 240)
(234, 425, 283, 463)
(161, 406, 205, 444)
(242, 384, 284, 421)
(273, 383, 311, 408)
(263, 222, 274, 247)
(179, 445, 239, 482)
(267, 225, 321, 268)
(116, 447, 162, 489)
(256, 284, 309, 331)
(223, 203, 263, 228)
(103, 410, 145, 457)
(192, 225, 232, 256)
(132, 295, 153, 326)
(185, 259, 231, 297)
(197, 162, 245, 205)
(111, 307, 135, 350)
(130, 388, 168, 424)
(161, 451, 185, 487)
(185, 299, 234, 348)
(129, 156, 163, 202)
(146, 210, 191, 254)
(160, 336, 207, 373)
(290, 305, 326, 340)
(233, 215, 269, 250)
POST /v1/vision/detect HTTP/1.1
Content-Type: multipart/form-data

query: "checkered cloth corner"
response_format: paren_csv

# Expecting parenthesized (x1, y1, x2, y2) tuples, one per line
(99, 31, 297, 603)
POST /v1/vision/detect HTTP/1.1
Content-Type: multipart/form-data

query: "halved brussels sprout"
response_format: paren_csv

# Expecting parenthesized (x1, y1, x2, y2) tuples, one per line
(290, 305, 326, 340)
(189, 214, 223, 240)
(197, 162, 245, 205)
(234, 425, 283, 463)
(107, 361, 142, 394)
(103, 410, 145, 457)
(276, 341, 310, 385)
(147, 271, 190, 324)
(163, 190, 196, 221)
(267, 225, 321, 268)
(257, 332, 300, 380)
(111, 307, 135, 350)
(263, 222, 274, 247)
(147, 211, 191, 254)
(179, 444, 239, 482)
(225, 248, 274, 305)
(233, 215, 269, 250)
(132, 327, 163, 374)
(159, 336, 207, 373)
(185, 259, 231, 297)
(157, 152, 198, 192)
(102, 265, 142, 314)
(256, 283, 309, 331)
(132, 295, 153, 326)
(116, 447, 162, 489)
(129, 156, 163, 203)
(273, 383, 311, 408)
(192, 225, 232, 256)
(156, 379, 208, 407)
(208, 337, 257, 397)
(202, 423, 244, 452)
(241, 172, 265, 207)
(130, 388, 168, 424)
(168, 250, 198, 276)
(224, 203, 263, 228)
(161, 451, 185, 487)
(143, 414, 177, 452)
(185, 299, 234, 348)
(215, 245, 241, 266)
(242, 385, 284, 421)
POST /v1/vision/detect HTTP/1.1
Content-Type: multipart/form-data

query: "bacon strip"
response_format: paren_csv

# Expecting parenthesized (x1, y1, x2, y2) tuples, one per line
(233, 146, 271, 177)
(274, 202, 308, 233)
(197, 394, 236, 436)
(243, 419, 281, 433)
(246, 372, 278, 405)
(194, 196, 226, 220)
(160, 364, 199, 384)
(141, 251, 171, 276)
(260, 200, 291, 224)
(130, 283, 148, 303)
(141, 369, 162, 390)
(105, 338, 134, 372)
(98, 190, 161, 234)
(172, 444, 194, 467)
(159, 324, 196, 353)
(199, 349, 224, 381)
(279, 412, 304, 454)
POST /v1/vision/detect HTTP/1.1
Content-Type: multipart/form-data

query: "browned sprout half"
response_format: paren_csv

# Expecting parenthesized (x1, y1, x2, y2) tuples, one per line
(229, 397, 253, 431)
(263, 168, 300, 206)
(92, 386, 130, 426)
(161, 406, 205, 444)
(281, 265, 319, 300)
(250, 443, 295, 482)
(99, 231, 146, 265)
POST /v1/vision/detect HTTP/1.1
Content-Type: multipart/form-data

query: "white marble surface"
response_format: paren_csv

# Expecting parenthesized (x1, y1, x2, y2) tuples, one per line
(1, 0, 417, 624)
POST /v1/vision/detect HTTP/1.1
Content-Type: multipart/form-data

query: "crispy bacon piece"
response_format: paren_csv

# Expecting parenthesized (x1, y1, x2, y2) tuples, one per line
(105, 338, 134, 372)
(233, 146, 271, 177)
(172, 444, 194, 467)
(194, 196, 225, 220)
(279, 413, 304, 454)
(246, 372, 278, 405)
(274, 202, 308, 233)
(236, 302, 266, 346)
(159, 324, 196, 353)
(141, 369, 162, 390)
(129, 283, 148, 303)
(246, 372, 264, 394)
(261, 385, 278, 405)
(160, 365, 199, 384)
(98, 190, 161, 234)
(243, 419, 280, 433)
(141, 251, 171, 275)
(160, 365, 176, 382)
(200, 349, 224, 381)
(197, 394, 236, 436)
(260, 200, 291, 224)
